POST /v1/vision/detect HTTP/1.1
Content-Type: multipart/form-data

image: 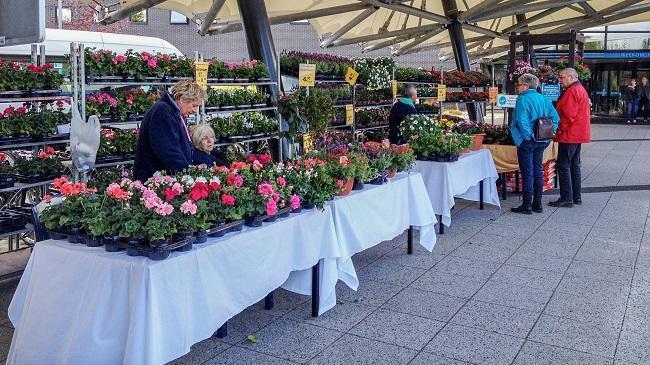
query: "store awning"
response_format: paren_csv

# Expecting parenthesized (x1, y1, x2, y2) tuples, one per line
(90, 0, 650, 59)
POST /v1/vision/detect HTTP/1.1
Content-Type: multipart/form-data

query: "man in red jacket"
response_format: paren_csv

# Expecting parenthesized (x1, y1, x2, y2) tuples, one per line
(550, 68, 591, 208)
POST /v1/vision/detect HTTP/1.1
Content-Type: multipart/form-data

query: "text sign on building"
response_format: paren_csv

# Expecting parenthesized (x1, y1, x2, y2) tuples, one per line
(194, 61, 209, 90)
(299, 63, 316, 87)
(496, 94, 518, 108)
(541, 83, 561, 102)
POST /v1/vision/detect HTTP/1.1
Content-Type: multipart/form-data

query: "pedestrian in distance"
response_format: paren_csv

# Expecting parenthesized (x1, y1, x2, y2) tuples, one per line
(638, 76, 650, 122)
(624, 78, 640, 124)
(550, 68, 591, 208)
(510, 73, 559, 215)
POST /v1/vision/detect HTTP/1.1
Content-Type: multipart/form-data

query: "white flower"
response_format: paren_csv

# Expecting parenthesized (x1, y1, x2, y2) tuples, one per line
(181, 175, 195, 186)
(210, 176, 221, 185)
(196, 176, 208, 183)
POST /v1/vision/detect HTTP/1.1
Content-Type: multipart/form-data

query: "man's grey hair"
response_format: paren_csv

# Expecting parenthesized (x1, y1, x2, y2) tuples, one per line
(519, 73, 539, 90)
(401, 84, 417, 98)
(561, 68, 579, 80)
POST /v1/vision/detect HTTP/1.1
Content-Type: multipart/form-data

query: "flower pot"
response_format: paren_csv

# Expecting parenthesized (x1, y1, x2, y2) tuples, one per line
(352, 179, 364, 191)
(0, 175, 14, 189)
(387, 169, 397, 178)
(68, 226, 83, 244)
(263, 214, 277, 223)
(102, 235, 123, 252)
(471, 133, 485, 151)
(85, 234, 102, 247)
(194, 230, 208, 244)
(291, 206, 302, 214)
(49, 231, 66, 240)
(244, 216, 263, 227)
(277, 208, 290, 218)
(208, 220, 227, 237)
(174, 231, 194, 251)
(227, 220, 244, 232)
(149, 239, 170, 248)
(126, 237, 144, 256)
(302, 202, 316, 210)
(337, 177, 354, 196)
(368, 176, 385, 185)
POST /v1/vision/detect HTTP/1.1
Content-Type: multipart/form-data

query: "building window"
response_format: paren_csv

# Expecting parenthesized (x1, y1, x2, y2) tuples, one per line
(59, 8, 72, 24)
(130, 9, 147, 23)
(170, 11, 188, 24)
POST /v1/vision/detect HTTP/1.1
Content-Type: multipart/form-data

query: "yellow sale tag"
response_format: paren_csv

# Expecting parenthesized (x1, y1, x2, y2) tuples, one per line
(299, 63, 316, 87)
(345, 67, 359, 86)
(345, 104, 354, 125)
(303, 133, 313, 153)
(437, 84, 446, 102)
(424, 98, 436, 105)
(392, 80, 398, 98)
(195, 61, 209, 90)
(489, 86, 499, 103)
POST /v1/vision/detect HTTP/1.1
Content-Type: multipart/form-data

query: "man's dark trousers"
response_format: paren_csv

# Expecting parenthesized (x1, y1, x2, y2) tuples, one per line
(557, 143, 582, 203)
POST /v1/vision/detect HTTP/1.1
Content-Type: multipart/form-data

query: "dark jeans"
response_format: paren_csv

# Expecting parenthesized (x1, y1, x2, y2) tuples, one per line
(627, 99, 639, 120)
(557, 143, 582, 202)
(517, 140, 547, 194)
(640, 98, 650, 120)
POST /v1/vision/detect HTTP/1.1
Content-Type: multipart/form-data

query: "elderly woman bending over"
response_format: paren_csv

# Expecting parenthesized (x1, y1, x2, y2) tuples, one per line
(510, 73, 559, 215)
(134, 80, 207, 181)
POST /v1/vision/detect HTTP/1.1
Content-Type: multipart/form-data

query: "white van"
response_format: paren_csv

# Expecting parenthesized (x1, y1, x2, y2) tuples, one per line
(0, 28, 183, 62)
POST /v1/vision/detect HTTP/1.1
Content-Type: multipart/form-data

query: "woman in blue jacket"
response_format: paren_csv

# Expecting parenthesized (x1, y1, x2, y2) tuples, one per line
(510, 73, 560, 214)
(133, 80, 207, 182)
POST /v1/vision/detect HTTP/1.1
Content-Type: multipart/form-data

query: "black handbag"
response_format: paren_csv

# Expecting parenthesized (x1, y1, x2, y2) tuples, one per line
(534, 117, 555, 141)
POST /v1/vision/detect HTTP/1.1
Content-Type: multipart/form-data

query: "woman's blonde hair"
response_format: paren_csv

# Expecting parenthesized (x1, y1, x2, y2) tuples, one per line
(171, 80, 207, 102)
(189, 124, 216, 151)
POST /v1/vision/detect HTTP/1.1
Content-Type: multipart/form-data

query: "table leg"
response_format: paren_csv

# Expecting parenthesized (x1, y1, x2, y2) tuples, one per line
(407, 226, 413, 254)
(515, 170, 520, 193)
(437, 215, 444, 235)
(554, 175, 558, 189)
(478, 180, 483, 210)
(311, 261, 320, 318)
(264, 292, 274, 310)
(501, 173, 507, 200)
(216, 322, 228, 338)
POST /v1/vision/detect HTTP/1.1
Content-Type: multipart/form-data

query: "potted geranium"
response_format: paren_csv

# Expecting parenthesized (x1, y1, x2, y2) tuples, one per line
(389, 144, 416, 173)
(0, 153, 14, 188)
(452, 120, 486, 150)
(13, 147, 65, 182)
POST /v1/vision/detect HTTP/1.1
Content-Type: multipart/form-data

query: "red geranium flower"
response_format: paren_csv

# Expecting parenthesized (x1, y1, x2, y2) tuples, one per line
(188, 182, 210, 201)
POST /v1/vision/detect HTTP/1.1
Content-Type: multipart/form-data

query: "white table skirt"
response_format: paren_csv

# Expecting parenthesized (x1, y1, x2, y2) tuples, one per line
(284, 172, 437, 294)
(412, 149, 500, 227)
(7, 207, 340, 365)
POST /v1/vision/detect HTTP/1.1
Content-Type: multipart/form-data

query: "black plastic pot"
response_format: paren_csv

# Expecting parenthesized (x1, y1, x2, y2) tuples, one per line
(30, 89, 61, 97)
(85, 234, 102, 247)
(244, 216, 263, 227)
(0, 90, 29, 99)
(352, 179, 364, 191)
(102, 235, 123, 252)
(50, 231, 66, 240)
(227, 220, 244, 233)
(277, 209, 290, 218)
(68, 226, 83, 244)
(208, 220, 227, 237)
(368, 176, 386, 185)
(0, 175, 14, 189)
(291, 207, 302, 214)
(174, 231, 194, 252)
(126, 237, 144, 256)
(263, 215, 277, 223)
(302, 202, 316, 210)
(194, 230, 208, 244)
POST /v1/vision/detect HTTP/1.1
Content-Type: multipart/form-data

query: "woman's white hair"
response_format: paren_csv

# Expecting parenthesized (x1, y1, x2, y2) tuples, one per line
(519, 73, 540, 89)
(189, 124, 216, 151)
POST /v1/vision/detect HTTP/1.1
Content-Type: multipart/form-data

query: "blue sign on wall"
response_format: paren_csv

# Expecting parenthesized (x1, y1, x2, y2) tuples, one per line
(541, 83, 561, 102)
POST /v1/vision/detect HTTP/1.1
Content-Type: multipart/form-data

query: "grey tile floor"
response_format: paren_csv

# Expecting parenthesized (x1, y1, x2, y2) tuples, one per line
(0, 124, 648, 364)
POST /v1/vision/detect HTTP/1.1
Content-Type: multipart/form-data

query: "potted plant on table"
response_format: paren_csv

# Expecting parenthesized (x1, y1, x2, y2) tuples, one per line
(13, 148, 65, 182)
(452, 120, 486, 150)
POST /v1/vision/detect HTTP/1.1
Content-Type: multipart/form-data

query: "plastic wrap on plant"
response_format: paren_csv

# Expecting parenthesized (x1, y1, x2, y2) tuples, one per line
(70, 107, 100, 172)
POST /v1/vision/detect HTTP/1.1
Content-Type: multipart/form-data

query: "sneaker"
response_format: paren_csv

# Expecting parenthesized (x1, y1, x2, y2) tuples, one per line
(548, 199, 574, 208)
(634, 119, 637, 124)
(628, 120, 631, 124)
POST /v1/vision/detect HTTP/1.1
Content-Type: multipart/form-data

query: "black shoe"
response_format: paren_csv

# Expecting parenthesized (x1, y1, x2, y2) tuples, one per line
(573, 199, 582, 205)
(511, 192, 533, 215)
(532, 191, 543, 213)
(548, 199, 574, 208)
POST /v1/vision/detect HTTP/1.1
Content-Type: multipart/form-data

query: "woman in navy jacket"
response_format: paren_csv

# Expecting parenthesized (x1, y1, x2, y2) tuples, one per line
(133, 81, 207, 182)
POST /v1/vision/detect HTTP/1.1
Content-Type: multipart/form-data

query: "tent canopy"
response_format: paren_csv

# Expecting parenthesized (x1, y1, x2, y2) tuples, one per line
(90, 0, 650, 59)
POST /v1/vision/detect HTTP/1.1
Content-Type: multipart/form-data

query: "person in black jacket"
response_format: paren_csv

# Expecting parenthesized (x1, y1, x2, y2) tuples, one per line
(388, 84, 418, 144)
(189, 124, 228, 167)
(639, 76, 650, 122)
(624, 78, 640, 124)
(133, 80, 207, 182)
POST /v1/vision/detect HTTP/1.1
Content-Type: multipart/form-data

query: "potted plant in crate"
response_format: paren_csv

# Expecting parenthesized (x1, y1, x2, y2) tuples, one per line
(0, 153, 14, 188)
(13, 147, 65, 182)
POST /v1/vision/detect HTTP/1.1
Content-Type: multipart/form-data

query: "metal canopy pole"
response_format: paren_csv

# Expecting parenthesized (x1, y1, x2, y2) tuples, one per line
(516, 14, 537, 67)
(441, 0, 482, 122)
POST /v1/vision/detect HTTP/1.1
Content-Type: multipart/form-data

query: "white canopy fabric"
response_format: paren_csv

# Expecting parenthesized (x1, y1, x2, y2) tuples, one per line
(91, 1, 650, 59)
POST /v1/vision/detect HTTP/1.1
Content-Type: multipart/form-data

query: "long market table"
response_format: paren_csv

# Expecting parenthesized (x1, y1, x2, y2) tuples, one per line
(411, 149, 501, 234)
(7, 172, 437, 365)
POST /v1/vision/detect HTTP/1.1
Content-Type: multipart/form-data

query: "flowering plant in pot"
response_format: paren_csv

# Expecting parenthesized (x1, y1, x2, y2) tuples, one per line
(363, 141, 391, 183)
(208, 59, 230, 79)
(25, 63, 63, 91)
(510, 60, 536, 83)
(98, 129, 118, 157)
(41, 177, 96, 241)
(389, 144, 416, 172)
(354, 57, 395, 89)
(86, 93, 118, 118)
(325, 154, 355, 196)
(296, 156, 337, 209)
(13, 148, 65, 181)
(117, 88, 158, 119)
(452, 121, 486, 150)
(1, 106, 32, 137)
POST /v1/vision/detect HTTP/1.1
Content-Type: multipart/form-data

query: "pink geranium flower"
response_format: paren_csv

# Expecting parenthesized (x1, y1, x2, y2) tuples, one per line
(180, 200, 198, 215)
(266, 199, 277, 216)
(290, 195, 301, 210)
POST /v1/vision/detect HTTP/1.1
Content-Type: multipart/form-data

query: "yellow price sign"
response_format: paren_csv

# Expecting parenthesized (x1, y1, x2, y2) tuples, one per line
(488, 86, 499, 103)
(391, 80, 398, 98)
(299, 63, 316, 87)
(344, 67, 359, 86)
(194, 61, 209, 90)
(423, 98, 436, 105)
(437, 84, 446, 102)
(302, 133, 313, 153)
(345, 104, 354, 126)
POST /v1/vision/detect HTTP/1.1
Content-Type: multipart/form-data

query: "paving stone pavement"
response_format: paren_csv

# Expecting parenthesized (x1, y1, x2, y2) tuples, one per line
(0, 124, 647, 364)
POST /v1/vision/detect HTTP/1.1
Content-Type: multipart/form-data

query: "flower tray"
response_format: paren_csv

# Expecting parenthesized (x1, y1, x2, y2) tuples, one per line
(125, 236, 195, 261)
(167, 76, 193, 82)
(0, 213, 26, 235)
(0, 90, 30, 98)
(30, 89, 62, 97)
(207, 219, 244, 237)
(90, 76, 123, 82)
(96, 155, 124, 164)
(0, 175, 15, 189)
(0, 136, 32, 146)
(12, 173, 58, 183)
(38, 133, 70, 142)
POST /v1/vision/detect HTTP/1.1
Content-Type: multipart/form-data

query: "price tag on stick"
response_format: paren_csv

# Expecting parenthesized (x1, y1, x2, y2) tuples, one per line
(303, 133, 313, 153)
(391, 80, 398, 98)
(194, 61, 209, 90)
(488, 86, 499, 103)
(437, 84, 446, 102)
(345, 67, 359, 86)
(345, 104, 354, 126)
(299, 63, 316, 87)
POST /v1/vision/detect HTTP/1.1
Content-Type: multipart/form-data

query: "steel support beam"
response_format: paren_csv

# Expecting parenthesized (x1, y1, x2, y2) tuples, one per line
(362, 0, 450, 24)
(469, 0, 586, 22)
(501, 7, 566, 33)
(100, 0, 167, 25)
(237, 0, 278, 101)
(331, 23, 442, 47)
(458, 0, 502, 21)
(442, 0, 481, 122)
(402, 35, 491, 55)
(198, 0, 227, 36)
(516, 14, 537, 67)
(209, 3, 370, 34)
(463, 24, 506, 39)
(393, 28, 446, 55)
(551, 0, 643, 32)
(320, 7, 378, 48)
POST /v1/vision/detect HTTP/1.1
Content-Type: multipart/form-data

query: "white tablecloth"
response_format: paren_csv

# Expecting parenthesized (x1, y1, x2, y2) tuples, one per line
(412, 149, 500, 227)
(284, 173, 437, 294)
(7, 207, 340, 365)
